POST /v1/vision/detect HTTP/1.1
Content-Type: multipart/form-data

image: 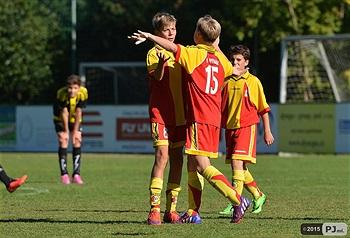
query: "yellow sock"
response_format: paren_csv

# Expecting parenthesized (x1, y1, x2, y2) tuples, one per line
(244, 168, 262, 199)
(165, 183, 181, 212)
(149, 177, 163, 211)
(232, 170, 245, 195)
(202, 166, 240, 205)
(187, 172, 204, 212)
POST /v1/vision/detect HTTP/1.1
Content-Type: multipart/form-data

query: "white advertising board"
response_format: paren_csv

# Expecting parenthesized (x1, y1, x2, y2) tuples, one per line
(16, 105, 154, 153)
(256, 103, 278, 154)
(16, 104, 279, 154)
(16, 106, 57, 151)
(335, 103, 350, 153)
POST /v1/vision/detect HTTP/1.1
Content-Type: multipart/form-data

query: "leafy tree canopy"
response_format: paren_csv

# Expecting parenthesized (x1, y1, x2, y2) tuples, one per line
(1, 0, 349, 104)
(0, 0, 63, 104)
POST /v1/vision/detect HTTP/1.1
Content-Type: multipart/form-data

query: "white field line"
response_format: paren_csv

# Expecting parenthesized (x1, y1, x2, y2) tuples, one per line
(14, 187, 49, 196)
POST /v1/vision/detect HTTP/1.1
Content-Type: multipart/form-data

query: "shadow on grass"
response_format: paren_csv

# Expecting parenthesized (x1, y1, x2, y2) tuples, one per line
(0, 209, 152, 227)
(111, 232, 155, 236)
(0, 218, 155, 237)
(0, 218, 144, 225)
(34, 208, 148, 213)
(216, 215, 347, 221)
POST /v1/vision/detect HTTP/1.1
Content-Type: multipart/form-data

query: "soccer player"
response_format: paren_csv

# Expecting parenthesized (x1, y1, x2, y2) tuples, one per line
(219, 45, 274, 215)
(0, 164, 27, 193)
(129, 15, 251, 224)
(53, 75, 88, 185)
(146, 12, 193, 226)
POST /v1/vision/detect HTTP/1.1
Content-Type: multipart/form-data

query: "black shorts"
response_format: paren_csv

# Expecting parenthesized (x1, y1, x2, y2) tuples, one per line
(54, 120, 82, 133)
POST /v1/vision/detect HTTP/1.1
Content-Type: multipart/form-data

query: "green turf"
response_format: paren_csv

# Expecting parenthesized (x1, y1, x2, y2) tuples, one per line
(0, 152, 349, 237)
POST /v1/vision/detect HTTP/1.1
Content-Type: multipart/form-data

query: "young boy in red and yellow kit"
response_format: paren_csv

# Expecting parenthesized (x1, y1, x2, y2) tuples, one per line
(146, 12, 191, 226)
(220, 45, 274, 215)
(129, 15, 251, 224)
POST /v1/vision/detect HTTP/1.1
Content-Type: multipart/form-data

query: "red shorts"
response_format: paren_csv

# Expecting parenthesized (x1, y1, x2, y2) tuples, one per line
(185, 122, 220, 158)
(225, 124, 257, 164)
(151, 122, 186, 148)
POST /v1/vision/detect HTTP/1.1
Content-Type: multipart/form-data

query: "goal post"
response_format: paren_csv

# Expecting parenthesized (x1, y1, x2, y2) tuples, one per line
(79, 62, 149, 105)
(280, 34, 350, 104)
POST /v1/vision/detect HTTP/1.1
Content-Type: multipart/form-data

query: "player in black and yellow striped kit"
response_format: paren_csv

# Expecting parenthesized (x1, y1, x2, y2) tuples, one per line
(53, 75, 88, 184)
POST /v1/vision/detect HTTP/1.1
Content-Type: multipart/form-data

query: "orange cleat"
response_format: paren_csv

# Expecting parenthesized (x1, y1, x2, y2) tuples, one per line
(147, 209, 162, 226)
(163, 211, 179, 223)
(7, 175, 28, 193)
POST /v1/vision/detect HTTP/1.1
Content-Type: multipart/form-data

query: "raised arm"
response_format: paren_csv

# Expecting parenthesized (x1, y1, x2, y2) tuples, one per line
(152, 50, 171, 81)
(128, 30, 178, 53)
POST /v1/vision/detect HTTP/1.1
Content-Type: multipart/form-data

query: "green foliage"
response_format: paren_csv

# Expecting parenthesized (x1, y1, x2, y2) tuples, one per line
(0, 153, 349, 237)
(1, 0, 349, 104)
(216, 0, 348, 52)
(0, 0, 62, 104)
(341, 69, 350, 91)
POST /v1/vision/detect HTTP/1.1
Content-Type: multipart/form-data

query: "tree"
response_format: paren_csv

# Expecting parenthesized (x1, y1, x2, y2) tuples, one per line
(0, 0, 61, 104)
(212, 0, 350, 102)
(2, 0, 349, 104)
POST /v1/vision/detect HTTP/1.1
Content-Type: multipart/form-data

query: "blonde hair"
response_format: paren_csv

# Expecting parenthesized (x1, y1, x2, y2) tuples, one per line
(152, 12, 177, 31)
(196, 15, 221, 43)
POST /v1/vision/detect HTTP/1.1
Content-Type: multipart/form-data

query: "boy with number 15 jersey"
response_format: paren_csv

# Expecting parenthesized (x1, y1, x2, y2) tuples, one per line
(129, 15, 251, 224)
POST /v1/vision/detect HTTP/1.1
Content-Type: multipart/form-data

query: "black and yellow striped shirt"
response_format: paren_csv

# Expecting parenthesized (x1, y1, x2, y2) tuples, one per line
(53, 86, 88, 123)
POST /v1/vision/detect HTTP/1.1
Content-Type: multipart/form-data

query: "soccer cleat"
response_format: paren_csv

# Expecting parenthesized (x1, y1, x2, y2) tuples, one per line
(231, 196, 251, 224)
(163, 211, 179, 223)
(61, 174, 70, 184)
(252, 193, 267, 214)
(218, 203, 233, 215)
(147, 209, 162, 226)
(7, 175, 28, 193)
(177, 211, 202, 224)
(72, 174, 84, 184)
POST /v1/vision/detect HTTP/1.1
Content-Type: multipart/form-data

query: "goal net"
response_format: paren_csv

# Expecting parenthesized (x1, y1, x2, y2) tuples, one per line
(280, 34, 350, 103)
(79, 62, 149, 105)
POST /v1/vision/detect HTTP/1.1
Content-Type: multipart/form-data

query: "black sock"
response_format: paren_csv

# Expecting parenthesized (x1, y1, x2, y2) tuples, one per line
(0, 165, 12, 187)
(58, 147, 68, 175)
(72, 147, 81, 175)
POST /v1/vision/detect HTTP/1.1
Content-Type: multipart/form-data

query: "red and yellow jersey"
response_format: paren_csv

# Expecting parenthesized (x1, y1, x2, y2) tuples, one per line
(221, 71, 270, 129)
(175, 44, 233, 127)
(146, 44, 186, 126)
(53, 86, 88, 123)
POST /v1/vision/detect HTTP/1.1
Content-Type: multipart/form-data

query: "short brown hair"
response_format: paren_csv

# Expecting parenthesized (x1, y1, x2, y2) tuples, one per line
(227, 45, 250, 62)
(66, 75, 81, 86)
(152, 12, 177, 31)
(196, 15, 221, 43)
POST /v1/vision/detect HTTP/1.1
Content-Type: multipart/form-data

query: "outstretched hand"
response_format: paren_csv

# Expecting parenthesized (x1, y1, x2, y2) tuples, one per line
(127, 30, 150, 45)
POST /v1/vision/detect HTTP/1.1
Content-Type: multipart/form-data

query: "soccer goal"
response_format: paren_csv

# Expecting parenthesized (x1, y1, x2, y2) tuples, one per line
(280, 34, 350, 104)
(79, 62, 149, 105)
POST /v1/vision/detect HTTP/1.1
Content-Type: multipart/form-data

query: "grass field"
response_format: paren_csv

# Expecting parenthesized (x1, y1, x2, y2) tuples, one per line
(0, 152, 349, 237)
